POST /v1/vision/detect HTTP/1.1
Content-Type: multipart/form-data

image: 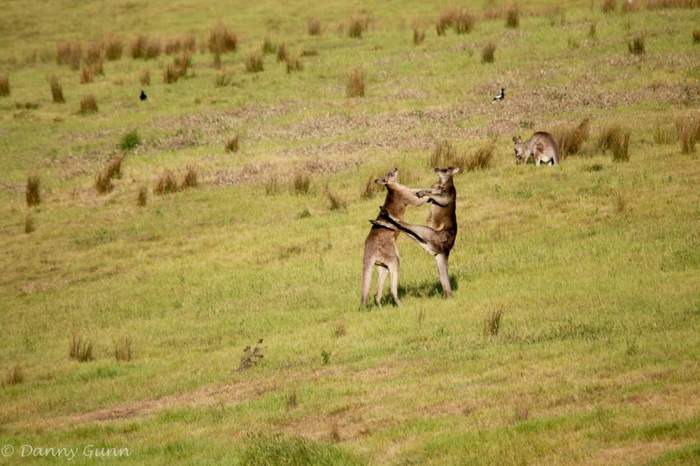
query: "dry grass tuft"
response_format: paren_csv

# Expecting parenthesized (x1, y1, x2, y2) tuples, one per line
(86, 42, 104, 65)
(484, 307, 504, 337)
(140, 69, 150, 86)
(69, 336, 94, 362)
(653, 121, 677, 145)
(361, 175, 380, 199)
(555, 118, 591, 157)
(104, 154, 124, 180)
(482, 42, 496, 63)
(130, 35, 148, 59)
(505, 5, 519, 28)
(285, 56, 303, 74)
(181, 166, 198, 189)
(80, 66, 94, 84)
(464, 144, 495, 171)
(276, 44, 288, 63)
(79, 95, 98, 114)
(330, 422, 341, 442)
(0, 74, 9, 96)
(602, 0, 617, 13)
(676, 114, 700, 153)
(114, 337, 132, 362)
(348, 16, 368, 38)
(413, 27, 426, 45)
(612, 190, 627, 213)
(4, 365, 24, 386)
(245, 53, 264, 73)
(57, 41, 82, 69)
(225, 135, 240, 153)
(598, 127, 631, 162)
(208, 23, 238, 54)
(49, 76, 65, 103)
(24, 213, 35, 234)
(154, 170, 178, 195)
(293, 173, 311, 194)
(265, 176, 280, 195)
(628, 35, 645, 55)
(95, 171, 114, 194)
(514, 402, 529, 422)
(137, 186, 148, 206)
(694, 30, 700, 43)
(215, 70, 233, 87)
(26, 176, 40, 207)
(346, 68, 365, 97)
(308, 18, 321, 36)
(437, 8, 476, 35)
(334, 321, 347, 337)
(430, 140, 459, 168)
(286, 391, 298, 409)
(105, 35, 124, 60)
(145, 39, 162, 59)
(163, 64, 183, 84)
(261, 37, 276, 55)
(327, 189, 347, 211)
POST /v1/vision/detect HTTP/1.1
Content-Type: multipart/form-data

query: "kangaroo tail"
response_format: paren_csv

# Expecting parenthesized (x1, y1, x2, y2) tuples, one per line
(379, 215, 427, 244)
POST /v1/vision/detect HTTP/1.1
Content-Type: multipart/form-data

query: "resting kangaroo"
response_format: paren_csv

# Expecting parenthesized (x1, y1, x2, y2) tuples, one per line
(372, 167, 459, 298)
(361, 168, 427, 306)
(513, 132, 560, 166)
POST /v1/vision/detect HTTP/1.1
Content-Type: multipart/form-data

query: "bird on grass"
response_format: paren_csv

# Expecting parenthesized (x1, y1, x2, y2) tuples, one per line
(491, 88, 505, 103)
(139, 90, 147, 101)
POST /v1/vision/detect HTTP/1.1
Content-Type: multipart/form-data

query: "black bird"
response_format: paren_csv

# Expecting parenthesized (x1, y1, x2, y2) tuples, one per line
(491, 88, 505, 103)
(139, 90, 147, 101)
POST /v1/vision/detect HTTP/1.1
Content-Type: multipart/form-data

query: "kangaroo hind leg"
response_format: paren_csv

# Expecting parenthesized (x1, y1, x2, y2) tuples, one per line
(375, 266, 388, 306)
(435, 253, 453, 298)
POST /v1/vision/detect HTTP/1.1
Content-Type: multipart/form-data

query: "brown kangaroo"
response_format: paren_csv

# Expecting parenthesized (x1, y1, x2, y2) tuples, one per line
(361, 168, 427, 306)
(372, 167, 459, 298)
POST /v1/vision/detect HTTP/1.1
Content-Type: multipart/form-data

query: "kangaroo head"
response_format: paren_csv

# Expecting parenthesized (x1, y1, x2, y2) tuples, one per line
(512, 136, 530, 164)
(375, 168, 399, 185)
(433, 167, 459, 186)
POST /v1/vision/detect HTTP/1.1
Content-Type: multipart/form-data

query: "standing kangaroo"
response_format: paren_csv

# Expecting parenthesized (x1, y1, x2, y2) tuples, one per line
(372, 167, 459, 298)
(361, 168, 427, 307)
(513, 132, 560, 166)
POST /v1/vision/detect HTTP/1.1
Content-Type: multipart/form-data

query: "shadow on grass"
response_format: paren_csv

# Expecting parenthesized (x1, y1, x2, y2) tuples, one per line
(398, 274, 459, 299)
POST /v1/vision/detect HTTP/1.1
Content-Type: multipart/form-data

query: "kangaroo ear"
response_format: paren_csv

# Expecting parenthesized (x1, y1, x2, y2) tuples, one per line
(374, 177, 386, 185)
(433, 167, 441, 173)
(451, 167, 461, 175)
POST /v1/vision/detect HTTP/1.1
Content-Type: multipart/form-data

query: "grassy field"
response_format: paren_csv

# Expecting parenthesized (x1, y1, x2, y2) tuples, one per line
(1, 0, 700, 464)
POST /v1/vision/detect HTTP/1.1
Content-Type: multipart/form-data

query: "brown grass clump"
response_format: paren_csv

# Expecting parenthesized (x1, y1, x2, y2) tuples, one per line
(505, 5, 519, 28)
(694, 30, 700, 43)
(85, 42, 104, 65)
(95, 171, 114, 194)
(163, 64, 180, 84)
(286, 391, 298, 409)
(676, 115, 700, 153)
(154, 170, 178, 195)
(69, 336, 94, 362)
(80, 66, 94, 84)
(430, 140, 459, 168)
(105, 35, 124, 60)
(245, 53, 264, 73)
(215, 70, 233, 87)
(484, 306, 504, 337)
(104, 154, 124, 180)
(4, 365, 24, 386)
(140, 69, 150, 86)
(208, 23, 238, 54)
(612, 190, 627, 213)
(79, 94, 98, 114)
(165, 37, 184, 55)
(226, 135, 240, 153)
(464, 144, 495, 171)
(163, 53, 190, 84)
(327, 189, 347, 211)
(596, 125, 624, 152)
(301, 49, 319, 57)
(348, 16, 368, 38)
(628, 35, 645, 55)
(130, 35, 148, 59)
(597, 125, 631, 161)
(437, 8, 475, 35)
(611, 131, 631, 162)
(262, 37, 276, 55)
(137, 186, 148, 206)
(413, 27, 426, 45)
(286, 56, 303, 74)
(114, 337, 132, 362)
(429, 141, 494, 171)
(25, 213, 35, 234)
(653, 121, 677, 145)
(481, 42, 496, 63)
(181, 166, 198, 189)
(145, 39, 162, 59)
(293, 173, 311, 194)
(0, 74, 9, 97)
(308, 18, 321, 36)
(555, 118, 591, 157)
(361, 175, 380, 199)
(346, 68, 365, 97)
(49, 76, 66, 104)
(26, 176, 40, 207)
(57, 41, 82, 69)
(276, 44, 288, 63)
(265, 176, 280, 195)
(601, 0, 617, 13)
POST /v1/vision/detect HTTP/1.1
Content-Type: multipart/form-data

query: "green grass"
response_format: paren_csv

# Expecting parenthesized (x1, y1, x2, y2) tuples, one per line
(1, 1, 700, 464)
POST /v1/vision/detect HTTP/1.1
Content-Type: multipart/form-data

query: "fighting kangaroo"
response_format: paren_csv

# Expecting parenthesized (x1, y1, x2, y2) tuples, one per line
(372, 167, 459, 298)
(361, 168, 427, 307)
(513, 132, 560, 166)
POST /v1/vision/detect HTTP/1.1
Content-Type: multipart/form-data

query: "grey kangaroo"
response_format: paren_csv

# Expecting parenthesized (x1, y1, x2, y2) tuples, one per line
(361, 168, 427, 306)
(513, 132, 560, 166)
(372, 167, 459, 298)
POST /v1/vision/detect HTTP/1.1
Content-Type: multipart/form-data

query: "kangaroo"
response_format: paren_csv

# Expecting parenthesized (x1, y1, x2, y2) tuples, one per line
(371, 167, 459, 298)
(513, 132, 560, 166)
(361, 168, 427, 307)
